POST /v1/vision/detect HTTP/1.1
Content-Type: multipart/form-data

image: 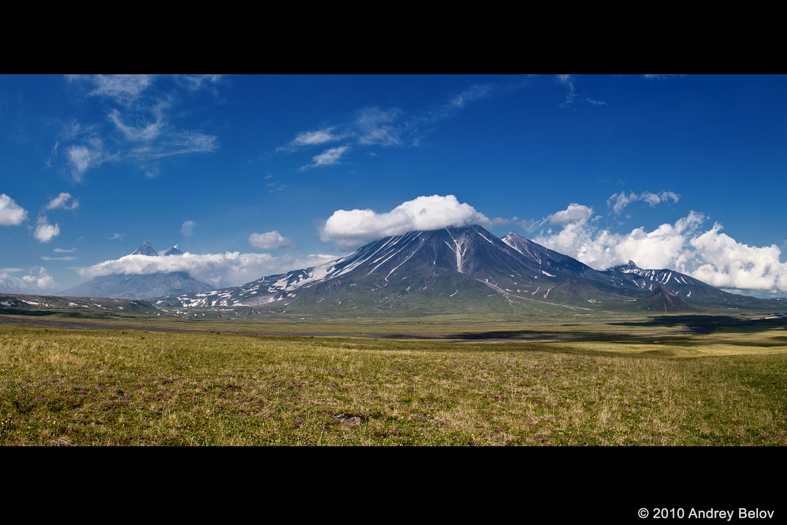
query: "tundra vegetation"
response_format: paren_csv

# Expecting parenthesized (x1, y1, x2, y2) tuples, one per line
(1, 311, 786, 446)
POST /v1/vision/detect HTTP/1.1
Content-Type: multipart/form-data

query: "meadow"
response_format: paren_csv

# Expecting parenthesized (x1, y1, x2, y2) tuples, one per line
(1, 312, 786, 446)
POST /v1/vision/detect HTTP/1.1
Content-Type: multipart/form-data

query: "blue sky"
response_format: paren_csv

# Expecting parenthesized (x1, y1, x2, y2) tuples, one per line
(2, 74, 787, 296)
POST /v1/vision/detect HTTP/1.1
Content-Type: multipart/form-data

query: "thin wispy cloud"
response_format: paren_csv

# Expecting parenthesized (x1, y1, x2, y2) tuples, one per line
(181, 220, 196, 236)
(607, 191, 680, 215)
(41, 255, 76, 261)
(66, 140, 107, 182)
(278, 128, 342, 152)
(59, 75, 220, 181)
(109, 233, 124, 241)
(301, 146, 350, 170)
(283, 84, 494, 169)
(71, 74, 154, 105)
(54, 247, 77, 253)
(45, 192, 80, 211)
(108, 106, 165, 142)
(557, 75, 577, 108)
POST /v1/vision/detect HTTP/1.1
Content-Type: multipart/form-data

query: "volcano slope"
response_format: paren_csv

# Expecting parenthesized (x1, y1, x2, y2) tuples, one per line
(158, 226, 780, 317)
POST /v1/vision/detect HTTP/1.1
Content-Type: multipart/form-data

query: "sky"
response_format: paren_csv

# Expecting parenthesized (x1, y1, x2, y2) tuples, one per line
(2, 74, 787, 297)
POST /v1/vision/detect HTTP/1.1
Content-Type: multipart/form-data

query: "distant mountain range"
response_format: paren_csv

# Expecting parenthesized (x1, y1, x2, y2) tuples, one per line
(157, 226, 780, 315)
(0, 274, 41, 294)
(59, 242, 211, 300)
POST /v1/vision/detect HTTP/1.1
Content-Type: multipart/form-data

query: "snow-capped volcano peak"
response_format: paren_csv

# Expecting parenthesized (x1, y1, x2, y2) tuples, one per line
(609, 260, 641, 272)
(131, 241, 158, 257)
(163, 246, 184, 256)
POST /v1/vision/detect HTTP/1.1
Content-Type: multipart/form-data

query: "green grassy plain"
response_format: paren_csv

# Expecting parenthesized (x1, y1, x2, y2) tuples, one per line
(1, 312, 786, 446)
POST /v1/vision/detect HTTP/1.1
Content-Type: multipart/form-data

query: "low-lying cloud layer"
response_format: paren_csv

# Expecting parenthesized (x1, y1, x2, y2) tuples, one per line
(320, 195, 505, 250)
(533, 204, 787, 292)
(79, 252, 338, 289)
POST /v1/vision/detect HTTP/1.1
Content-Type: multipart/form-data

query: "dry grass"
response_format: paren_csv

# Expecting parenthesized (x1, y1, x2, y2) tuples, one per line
(1, 320, 786, 446)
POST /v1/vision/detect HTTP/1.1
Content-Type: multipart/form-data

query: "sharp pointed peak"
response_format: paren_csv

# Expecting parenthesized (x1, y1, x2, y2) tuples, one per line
(131, 241, 158, 256)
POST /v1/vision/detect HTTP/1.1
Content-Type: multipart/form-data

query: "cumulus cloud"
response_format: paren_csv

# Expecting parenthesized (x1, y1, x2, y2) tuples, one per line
(33, 216, 60, 243)
(181, 220, 197, 236)
(45, 192, 80, 211)
(249, 230, 295, 250)
(607, 191, 680, 215)
(320, 195, 502, 250)
(0, 194, 28, 226)
(79, 251, 339, 289)
(689, 224, 787, 291)
(533, 205, 787, 292)
(547, 203, 593, 226)
(22, 267, 57, 291)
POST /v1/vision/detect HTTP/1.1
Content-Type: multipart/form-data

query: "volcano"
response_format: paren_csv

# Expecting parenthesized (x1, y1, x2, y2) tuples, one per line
(159, 226, 776, 315)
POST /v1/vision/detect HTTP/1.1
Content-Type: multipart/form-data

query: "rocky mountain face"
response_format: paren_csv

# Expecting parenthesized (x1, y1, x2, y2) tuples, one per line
(158, 226, 779, 315)
(59, 242, 211, 300)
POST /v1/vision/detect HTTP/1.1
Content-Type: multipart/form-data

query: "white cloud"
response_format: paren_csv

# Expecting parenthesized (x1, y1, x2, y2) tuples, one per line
(108, 107, 165, 142)
(22, 267, 57, 291)
(0, 194, 28, 225)
(61, 75, 219, 180)
(179, 74, 222, 90)
(181, 220, 197, 236)
(557, 75, 576, 108)
(124, 131, 218, 161)
(249, 230, 294, 250)
(689, 223, 787, 291)
(41, 256, 76, 261)
(79, 251, 339, 289)
(607, 191, 680, 215)
(281, 84, 493, 164)
(66, 139, 106, 182)
(320, 195, 501, 250)
(75, 74, 154, 104)
(547, 203, 593, 226)
(282, 128, 341, 150)
(33, 216, 60, 243)
(533, 205, 787, 292)
(447, 85, 492, 109)
(354, 108, 404, 146)
(54, 247, 77, 253)
(109, 233, 124, 241)
(45, 192, 80, 211)
(302, 146, 349, 170)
